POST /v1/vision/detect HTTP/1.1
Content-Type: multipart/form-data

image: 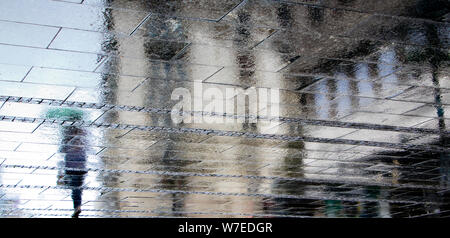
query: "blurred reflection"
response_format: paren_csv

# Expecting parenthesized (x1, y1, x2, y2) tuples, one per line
(156, 145, 189, 216)
(57, 126, 88, 218)
(261, 3, 320, 218)
(144, 13, 190, 216)
(2, 0, 449, 218)
(358, 186, 381, 218)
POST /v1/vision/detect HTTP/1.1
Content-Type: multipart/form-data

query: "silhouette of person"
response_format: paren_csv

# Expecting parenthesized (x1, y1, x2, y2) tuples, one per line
(47, 108, 87, 218)
(58, 126, 88, 218)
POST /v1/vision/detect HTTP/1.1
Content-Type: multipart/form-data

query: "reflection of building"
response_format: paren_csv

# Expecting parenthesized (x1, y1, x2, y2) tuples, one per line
(91, 0, 448, 217)
(93, 0, 288, 217)
(0, 0, 448, 219)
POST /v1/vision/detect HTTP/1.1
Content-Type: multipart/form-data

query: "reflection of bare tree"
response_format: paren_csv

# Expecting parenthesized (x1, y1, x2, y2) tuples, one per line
(144, 14, 189, 216)
(264, 142, 318, 217)
(235, 10, 256, 87)
(358, 4, 450, 216)
(262, 4, 323, 217)
(395, 12, 450, 216)
(154, 147, 190, 216)
(95, 4, 126, 216)
(225, 7, 265, 214)
(420, 22, 448, 138)
(422, 19, 450, 215)
(96, 0, 193, 217)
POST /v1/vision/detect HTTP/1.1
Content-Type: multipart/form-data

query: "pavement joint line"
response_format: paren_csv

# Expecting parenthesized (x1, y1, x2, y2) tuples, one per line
(1, 53, 449, 92)
(0, 114, 448, 152)
(78, 0, 450, 27)
(2, 70, 449, 105)
(0, 95, 447, 136)
(201, 66, 225, 83)
(1, 28, 448, 75)
(0, 207, 309, 218)
(19, 66, 34, 83)
(0, 164, 445, 191)
(170, 42, 192, 61)
(46, 27, 62, 49)
(215, 0, 248, 22)
(0, 11, 447, 54)
(129, 13, 153, 36)
(0, 183, 439, 205)
(92, 55, 109, 72)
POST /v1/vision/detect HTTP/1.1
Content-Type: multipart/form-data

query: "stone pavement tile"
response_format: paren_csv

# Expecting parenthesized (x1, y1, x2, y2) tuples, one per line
(262, 123, 356, 139)
(15, 142, 103, 155)
(0, 44, 104, 71)
(16, 174, 58, 186)
(0, 0, 148, 34)
(95, 56, 222, 81)
(404, 104, 450, 118)
(299, 78, 412, 99)
(83, 0, 243, 21)
(0, 102, 104, 122)
(345, 15, 450, 47)
(265, 101, 348, 120)
(15, 143, 60, 153)
(286, 0, 450, 22)
(204, 67, 321, 90)
(0, 21, 60, 48)
(23, 67, 146, 89)
(223, 0, 369, 35)
(414, 118, 450, 130)
(50, 28, 191, 60)
(175, 43, 296, 72)
(281, 57, 400, 79)
(393, 87, 450, 104)
(339, 111, 431, 127)
(0, 0, 449, 218)
(0, 64, 31, 82)
(1, 151, 55, 163)
(0, 121, 41, 133)
(340, 129, 429, 144)
(0, 141, 20, 151)
(134, 14, 277, 49)
(48, 28, 109, 54)
(342, 97, 426, 114)
(54, 0, 83, 3)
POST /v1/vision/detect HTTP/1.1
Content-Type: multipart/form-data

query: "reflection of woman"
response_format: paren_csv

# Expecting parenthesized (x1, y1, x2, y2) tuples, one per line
(48, 108, 87, 218)
(61, 126, 87, 218)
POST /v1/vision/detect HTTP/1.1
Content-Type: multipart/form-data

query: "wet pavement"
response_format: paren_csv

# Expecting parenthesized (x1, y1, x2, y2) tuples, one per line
(0, 0, 449, 218)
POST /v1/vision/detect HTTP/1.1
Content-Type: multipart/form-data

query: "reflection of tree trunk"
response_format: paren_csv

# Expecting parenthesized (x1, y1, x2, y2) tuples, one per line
(261, 4, 321, 217)
(421, 20, 449, 217)
(266, 143, 317, 217)
(432, 66, 446, 139)
(157, 144, 188, 217)
(97, 5, 126, 215)
(144, 14, 188, 216)
(427, 27, 450, 217)
(424, 22, 447, 140)
(232, 8, 263, 213)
